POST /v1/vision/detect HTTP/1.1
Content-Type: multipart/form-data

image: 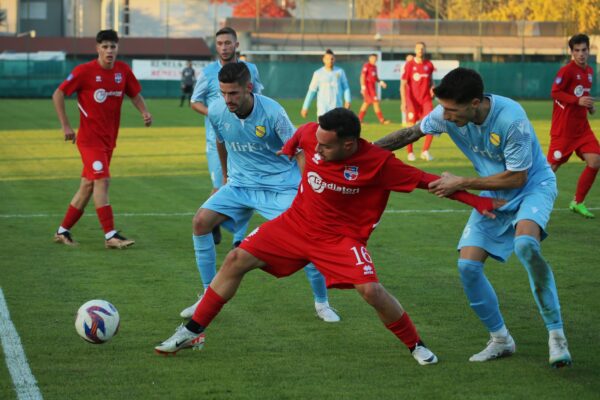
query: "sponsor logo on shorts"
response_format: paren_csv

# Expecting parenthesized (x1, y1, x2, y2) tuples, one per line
(92, 160, 104, 173)
(343, 166, 359, 181)
(489, 133, 501, 146)
(553, 150, 563, 161)
(307, 171, 359, 195)
(255, 125, 266, 138)
(363, 265, 374, 275)
(93, 89, 123, 103)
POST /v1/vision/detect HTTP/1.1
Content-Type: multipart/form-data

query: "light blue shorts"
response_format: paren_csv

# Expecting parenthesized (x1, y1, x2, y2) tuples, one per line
(457, 180, 557, 262)
(201, 185, 297, 232)
(206, 139, 223, 189)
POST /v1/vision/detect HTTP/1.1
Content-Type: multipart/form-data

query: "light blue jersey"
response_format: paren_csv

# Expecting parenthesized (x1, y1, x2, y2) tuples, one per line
(302, 66, 351, 116)
(207, 94, 300, 191)
(421, 94, 557, 261)
(191, 60, 263, 188)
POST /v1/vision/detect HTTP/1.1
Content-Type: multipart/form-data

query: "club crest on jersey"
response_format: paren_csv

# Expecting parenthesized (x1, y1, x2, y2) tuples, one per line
(255, 125, 266, 138)
(554, 76, 562, 85)
(95, 75, 102, 82)
(489, 133, 500, 146)
(344, 166, 359, 181)
(114, 73, 122, 84)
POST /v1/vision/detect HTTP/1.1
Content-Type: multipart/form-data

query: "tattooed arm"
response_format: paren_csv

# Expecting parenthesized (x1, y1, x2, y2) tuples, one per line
(373, 124, 426, 151)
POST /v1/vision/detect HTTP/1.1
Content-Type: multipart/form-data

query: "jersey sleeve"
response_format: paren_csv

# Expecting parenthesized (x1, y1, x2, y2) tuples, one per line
(124, 65, 142, 98)
(551, 66, 578, 105)
(302, 72, 319, 110)
(340, 70, 351, 103)
(58, 65, 84, 96)
(419, 105, 445, 136)
(273, 106, 296, 144)
(191, 69, 208, 103)
(378, 154, 424, 192)
(503, 120, 533, 172)
(401, 61, 410, 81)
(281, 123, 315, 157)
(248, 63, 264, 94)
(207, 107, 222, 143)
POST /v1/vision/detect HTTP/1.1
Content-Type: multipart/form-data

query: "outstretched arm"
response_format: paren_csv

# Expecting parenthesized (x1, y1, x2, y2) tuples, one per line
(373, 124, 425, 151)
(429, 170, 527, 197)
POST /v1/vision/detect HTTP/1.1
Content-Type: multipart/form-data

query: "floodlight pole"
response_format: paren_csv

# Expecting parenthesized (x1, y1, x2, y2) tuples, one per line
(113, 0, 119, 32)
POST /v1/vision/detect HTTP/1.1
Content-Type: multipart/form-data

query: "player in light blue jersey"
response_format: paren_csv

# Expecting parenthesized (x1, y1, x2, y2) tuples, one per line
(191, 27, 264, 246)
(374, 68, 572, 368)
(180, 62, 340, 323)
(301, 49, 351, 118)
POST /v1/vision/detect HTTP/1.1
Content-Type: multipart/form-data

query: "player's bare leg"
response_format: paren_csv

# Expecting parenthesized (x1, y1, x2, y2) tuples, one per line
(354, 282, 438, 365)
(54, 177, 93, 246)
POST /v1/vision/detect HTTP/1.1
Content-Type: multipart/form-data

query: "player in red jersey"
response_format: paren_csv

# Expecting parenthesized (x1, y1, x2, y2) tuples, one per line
(155, 108, 502, 365)
(548, 33, 600, 219)
(52, 29, 152, 248)
(401, 42, 435, 161)
(357, 53, 390, 124)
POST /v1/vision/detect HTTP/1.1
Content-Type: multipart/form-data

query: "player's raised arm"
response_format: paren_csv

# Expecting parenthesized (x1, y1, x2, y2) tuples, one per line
(52, 88, 76, 143)
(373, 124, 425, 151)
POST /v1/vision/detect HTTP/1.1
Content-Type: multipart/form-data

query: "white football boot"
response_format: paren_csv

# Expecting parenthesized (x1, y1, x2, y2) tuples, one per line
(155, 324, 205, 355)
(420, 151, 434, 161)
(469, 334, 516, 362)
(315, 302, 340, 322)
(407, 152, 416, 161)
(180, 295, 203, 319)
(412, 345, 439, 366)
(549, 335, 572, 368)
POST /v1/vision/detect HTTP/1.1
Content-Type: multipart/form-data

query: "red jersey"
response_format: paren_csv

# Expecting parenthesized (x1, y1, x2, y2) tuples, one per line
(59, 60, 141, 149)
(281, 123, 424, 242)
(550, 61, 594, 138)
(401, 59, 435, 106)
(361, 62, 379, 88)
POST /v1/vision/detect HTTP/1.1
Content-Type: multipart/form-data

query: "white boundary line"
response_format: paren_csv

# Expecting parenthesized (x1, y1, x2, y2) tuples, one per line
(0, 207, 597, 219)
(0, 288, 43, 400)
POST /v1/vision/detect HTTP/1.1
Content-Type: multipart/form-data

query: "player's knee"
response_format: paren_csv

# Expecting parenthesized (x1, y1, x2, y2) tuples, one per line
(192, 209, 216, 234)
(356, 282, 385, 306)
(513, 235, 540, 264)
(457, 259, 484, 286)
(587, 157, 600, 169)
(221, 248, 259, 276)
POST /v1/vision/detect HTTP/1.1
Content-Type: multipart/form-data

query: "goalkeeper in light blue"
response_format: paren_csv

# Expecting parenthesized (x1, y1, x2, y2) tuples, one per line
(191, 27, 264, 247)
(180, 62, 340, 323)
(374, 67, 571, 368)
(301, 48, 351, 118)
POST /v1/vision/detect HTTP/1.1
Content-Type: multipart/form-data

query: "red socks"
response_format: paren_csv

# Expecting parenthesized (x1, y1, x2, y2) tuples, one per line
(385, 312, 421, 349)
(422, 134, 434, 151)
(358, 110, 366, 122)
(60, 205, 84, 230)
(575, 166, 598, 203)
(192, 287, 228, 328)
(95, 205, 114, 234)
(376, 110, 385, 122)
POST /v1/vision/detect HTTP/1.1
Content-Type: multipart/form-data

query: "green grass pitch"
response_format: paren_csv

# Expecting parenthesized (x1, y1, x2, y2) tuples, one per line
(0, 98, 599, 399)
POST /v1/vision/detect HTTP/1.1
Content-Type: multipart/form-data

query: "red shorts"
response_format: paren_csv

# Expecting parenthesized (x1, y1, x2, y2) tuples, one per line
(239, 215, 379, 289)
(547, 130, 600, 166)
(78, 146, 113, 180)
(362, 87, 379, 104)
(406, 100, 433, 124)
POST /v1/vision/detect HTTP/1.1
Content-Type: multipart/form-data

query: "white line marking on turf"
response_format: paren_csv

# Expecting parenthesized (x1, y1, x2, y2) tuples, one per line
(0, 288, 43, 400)
(0, 208, 596, 219)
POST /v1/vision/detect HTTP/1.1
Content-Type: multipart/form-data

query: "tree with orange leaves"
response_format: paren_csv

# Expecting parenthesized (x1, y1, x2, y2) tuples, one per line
(211, 0, 296, 18)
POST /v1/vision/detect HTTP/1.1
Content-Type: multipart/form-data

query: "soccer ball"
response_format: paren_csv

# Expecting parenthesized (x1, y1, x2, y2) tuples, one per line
(75, 299, 120, 344)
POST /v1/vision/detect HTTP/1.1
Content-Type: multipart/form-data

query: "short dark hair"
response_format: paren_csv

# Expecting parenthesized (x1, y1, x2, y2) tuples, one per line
(216, 27, 237, 40)
(96, 29, 119, 43)
(318, 108, 361, 140)
(568, 34, 589, 50)
(218, 62, 250, 86)
(325, 49, 335, 56)
(433, 67, 484, 104)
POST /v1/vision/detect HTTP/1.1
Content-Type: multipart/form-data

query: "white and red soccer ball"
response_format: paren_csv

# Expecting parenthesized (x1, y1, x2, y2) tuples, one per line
(75, 299, 120, 344)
